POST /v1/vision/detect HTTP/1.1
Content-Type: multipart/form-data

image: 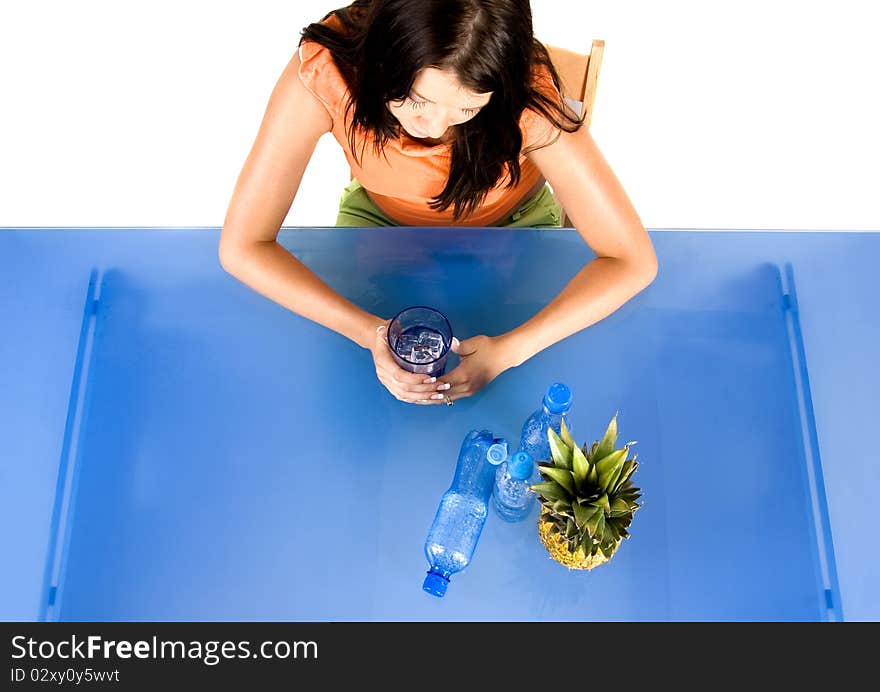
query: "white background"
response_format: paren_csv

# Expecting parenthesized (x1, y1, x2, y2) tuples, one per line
(1, 0, 877, 230)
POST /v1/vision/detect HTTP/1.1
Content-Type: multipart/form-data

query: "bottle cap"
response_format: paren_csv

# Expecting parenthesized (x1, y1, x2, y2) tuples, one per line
(487, 440, 508, 465)
(509, 451, 534, 480)
(423, 570, 449, 597)
(543, 383, 572, 414)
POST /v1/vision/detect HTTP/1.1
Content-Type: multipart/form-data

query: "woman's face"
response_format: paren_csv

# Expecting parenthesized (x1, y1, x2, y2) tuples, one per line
(388, 67, 492, 140)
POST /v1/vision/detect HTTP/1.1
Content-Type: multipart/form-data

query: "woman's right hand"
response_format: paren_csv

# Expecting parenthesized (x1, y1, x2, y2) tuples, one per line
(370, 324, 453, 404)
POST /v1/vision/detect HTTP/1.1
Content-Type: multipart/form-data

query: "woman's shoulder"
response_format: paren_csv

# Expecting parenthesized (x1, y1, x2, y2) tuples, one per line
(519, 61, 565, 152)
(297, 14, 351, 121)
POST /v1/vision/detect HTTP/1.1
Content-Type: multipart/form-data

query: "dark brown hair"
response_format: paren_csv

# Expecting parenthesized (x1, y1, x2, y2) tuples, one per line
(301, 0, 583, 219)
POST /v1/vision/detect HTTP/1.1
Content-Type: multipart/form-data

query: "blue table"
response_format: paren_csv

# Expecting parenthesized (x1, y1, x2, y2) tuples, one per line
(1, 227, 877, 621)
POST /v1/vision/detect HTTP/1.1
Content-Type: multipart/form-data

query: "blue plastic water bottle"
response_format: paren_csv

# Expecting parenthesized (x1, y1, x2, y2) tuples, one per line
(423, 430, 508, 597)
(492, 450, 537, 522)
(519, 383, 573, 470)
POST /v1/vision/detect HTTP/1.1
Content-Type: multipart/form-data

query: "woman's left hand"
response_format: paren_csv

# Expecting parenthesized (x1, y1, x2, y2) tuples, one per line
(436, 335, 513, 404)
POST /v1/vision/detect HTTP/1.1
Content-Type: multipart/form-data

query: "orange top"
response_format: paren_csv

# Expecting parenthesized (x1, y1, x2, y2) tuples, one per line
(297, 14, 562, 226)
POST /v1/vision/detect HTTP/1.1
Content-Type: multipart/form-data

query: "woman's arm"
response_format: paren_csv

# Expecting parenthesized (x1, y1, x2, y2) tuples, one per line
(436, 124, 657, 402)
(218, 52, 379, 349)
(219, 53, 447, 404)
(498, 124, 658, 366)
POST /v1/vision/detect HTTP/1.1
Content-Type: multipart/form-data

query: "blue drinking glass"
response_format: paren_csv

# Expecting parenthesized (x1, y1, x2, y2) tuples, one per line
(387, 306, 454, 376)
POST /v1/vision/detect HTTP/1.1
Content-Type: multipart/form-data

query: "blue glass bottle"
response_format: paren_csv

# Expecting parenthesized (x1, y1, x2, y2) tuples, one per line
(423, 430, 508, 597)
(492, 450, 537, 522)
(519, 383, 573, 477)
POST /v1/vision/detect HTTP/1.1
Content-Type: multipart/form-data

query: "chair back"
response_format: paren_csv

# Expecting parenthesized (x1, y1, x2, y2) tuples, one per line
(545, 39, 605, 128)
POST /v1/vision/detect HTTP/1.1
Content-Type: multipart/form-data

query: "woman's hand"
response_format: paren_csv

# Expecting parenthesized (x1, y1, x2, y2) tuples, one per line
(370, 324, 456, 404)
(436, 335, 513, 403)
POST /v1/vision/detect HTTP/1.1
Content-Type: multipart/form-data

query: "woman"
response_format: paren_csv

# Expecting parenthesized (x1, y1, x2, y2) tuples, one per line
(219, 0, 657, 406)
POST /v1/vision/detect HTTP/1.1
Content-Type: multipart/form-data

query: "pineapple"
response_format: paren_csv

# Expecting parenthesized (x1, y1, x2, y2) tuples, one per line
(530, 413, 641, 570)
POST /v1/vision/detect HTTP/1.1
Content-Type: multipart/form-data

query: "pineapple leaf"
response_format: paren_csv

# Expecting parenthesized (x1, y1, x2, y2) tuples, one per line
(608, 516, 629, 532)
(607, 521, 621, 543)
(551, 499, 571, 515)
(580, 532, 592, 554)
(573, 502, 600, 529)
(571, 443, 589, 490)
(619, 488, 642, 504)
(599, 459, 625, 494)
(610, 497, 632, 517)
(594, 448, 628, 476)
(594, 512, 606, 539)
(587, 462, 599, 486)
(594, 449, 629, 493)
(547, 428, 572, 470)
(585, 507, 603, 535)
(560, 418, 577, 450)
(614, 461, 637, 492)
(593, 412, 619, 461)
(539, 466, 576, 496)
(530, 481, 570, 502)
(576, 492, 601, 505)
(593, 493, 611, 515)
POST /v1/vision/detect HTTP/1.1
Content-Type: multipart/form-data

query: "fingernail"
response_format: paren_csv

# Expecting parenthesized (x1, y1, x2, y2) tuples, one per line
(452, 337, 460, 348)
(422, 377, 436, 384)
(438, 383, 451, 390)
(430, 393, 444, 400)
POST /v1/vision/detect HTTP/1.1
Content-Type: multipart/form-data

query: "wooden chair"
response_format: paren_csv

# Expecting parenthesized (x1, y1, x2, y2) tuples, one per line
(544, 39, 605, 227)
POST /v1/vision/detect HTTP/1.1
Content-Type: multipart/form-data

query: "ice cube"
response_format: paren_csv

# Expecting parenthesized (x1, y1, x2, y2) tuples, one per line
(415, 342, 439, 363)
(394, 333, 419, 357)
(419, 331, 445, 356)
